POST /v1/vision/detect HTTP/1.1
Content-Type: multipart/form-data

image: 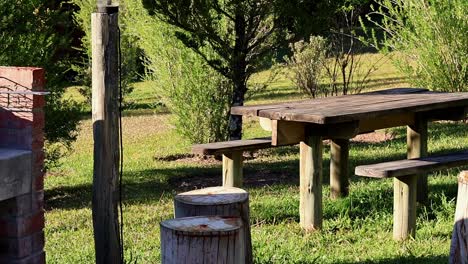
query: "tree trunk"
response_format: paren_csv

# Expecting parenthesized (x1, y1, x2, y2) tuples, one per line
(449, 171, 468, 264)
(174, 186, 252, 264)
(160, 216, 245, 264)
(229, 10, 248, 140)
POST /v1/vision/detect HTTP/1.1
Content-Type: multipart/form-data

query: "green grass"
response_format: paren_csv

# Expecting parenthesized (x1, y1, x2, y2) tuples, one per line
(46, 53, 466, 263)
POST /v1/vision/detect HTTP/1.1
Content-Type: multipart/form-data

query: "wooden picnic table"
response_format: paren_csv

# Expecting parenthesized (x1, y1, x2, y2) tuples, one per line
(231, 89, 468, 231)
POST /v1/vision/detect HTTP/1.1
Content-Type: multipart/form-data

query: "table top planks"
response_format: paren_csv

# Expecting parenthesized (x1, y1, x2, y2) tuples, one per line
(232, 90, 468, 125)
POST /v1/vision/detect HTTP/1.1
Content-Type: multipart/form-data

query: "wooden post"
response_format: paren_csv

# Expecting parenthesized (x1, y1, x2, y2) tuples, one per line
(449, 171, 468, 264)
(91, 3, 122, 264)
(161, 216, 245, 264)
(393, 175, 418, 240)
(223, 151, 243, 187)
(407, 115, 428, 203)
(300, 135, 323, 231)
(174, 186, 252, 264)
(330, 138, 350, 199)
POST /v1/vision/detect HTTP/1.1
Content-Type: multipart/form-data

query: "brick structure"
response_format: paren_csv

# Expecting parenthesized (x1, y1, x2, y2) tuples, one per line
(0, 67, 46, 264)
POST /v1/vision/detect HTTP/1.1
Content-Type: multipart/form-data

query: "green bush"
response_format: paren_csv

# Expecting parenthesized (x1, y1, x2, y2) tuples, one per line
(132, 7, 231, 143)
(284, 36, 328, 98)
(364, 0, 468, 92)
(0, 0, 82, 168)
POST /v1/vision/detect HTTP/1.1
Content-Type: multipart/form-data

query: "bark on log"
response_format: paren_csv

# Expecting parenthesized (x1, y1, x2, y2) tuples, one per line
(174, 186, 252, 264)
(161, 216, 245, 264)
(449, 171, 468, 264)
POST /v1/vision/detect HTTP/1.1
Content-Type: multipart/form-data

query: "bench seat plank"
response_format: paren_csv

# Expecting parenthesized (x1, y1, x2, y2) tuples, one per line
(192, 138, 272, 155)
(355, 151, 468, 178)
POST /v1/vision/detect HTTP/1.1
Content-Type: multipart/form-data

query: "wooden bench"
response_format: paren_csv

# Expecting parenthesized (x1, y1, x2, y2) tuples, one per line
(192, 138, 275, 187)
(355, 151, 468, 240)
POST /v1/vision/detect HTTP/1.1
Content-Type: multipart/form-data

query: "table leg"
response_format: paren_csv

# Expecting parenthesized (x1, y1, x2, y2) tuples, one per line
(393, 174, 418, 240)
(407, 116, 428, 203)
(300, 135, 323, 231)
(222, 151, 243, 187)
(330, 138, 350, 199)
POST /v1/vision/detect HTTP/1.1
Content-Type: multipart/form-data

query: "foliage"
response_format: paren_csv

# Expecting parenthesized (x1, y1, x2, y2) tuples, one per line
(142, 0, 344, 139)
(71, 0, 140, 103)
(284, 36, 328, 98)
(363, 0, 468, 92)
(130, 4, 231, 143)
(0, 0, 82, 168)
(324, 4, 382, 96)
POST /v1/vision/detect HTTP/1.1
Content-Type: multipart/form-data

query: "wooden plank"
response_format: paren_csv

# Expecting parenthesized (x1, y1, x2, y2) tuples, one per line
(192, 138, 273, 155)
(363, 87, 428, 94)
(359, 113, 415, 133)
(300, 135, 323, 231)
(0, 149, 32, 201)
(393, 174, 418, 240)
(271, 120, 306, 146)
(354, 151, 468, 178)
(271, 120, 359, 146)
(231, 88, 429, 116)
(330, 139, 349, 199)
(258, 93, 468, 124)
(222, 152, 243, 188)
(408, 115, 428, 203)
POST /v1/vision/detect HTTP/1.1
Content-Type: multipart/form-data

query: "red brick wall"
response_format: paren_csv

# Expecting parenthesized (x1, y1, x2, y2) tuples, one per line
(0, 67, 46, 264)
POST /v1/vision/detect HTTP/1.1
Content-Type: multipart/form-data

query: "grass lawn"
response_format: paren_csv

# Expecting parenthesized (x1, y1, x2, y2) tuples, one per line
(45, 53, 467, 263)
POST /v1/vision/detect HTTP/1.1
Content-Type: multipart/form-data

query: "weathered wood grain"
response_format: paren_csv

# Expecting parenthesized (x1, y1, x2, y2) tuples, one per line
(223, 152, 243, 187)
(449, 171, 468, 264)
(174, 186, 252, 264)
(300, 135, 323, 231)
(407, 115, 428, 203)
(231, 87, 428, 116)
(393, 174, 418, 240)
(160, 216, 245, 264)
(91, 10, 121, 264)
(354, 151, 468, 178)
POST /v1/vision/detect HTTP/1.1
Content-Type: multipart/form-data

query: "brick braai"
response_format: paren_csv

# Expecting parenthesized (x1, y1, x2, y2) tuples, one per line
(0, 67, 46, 264)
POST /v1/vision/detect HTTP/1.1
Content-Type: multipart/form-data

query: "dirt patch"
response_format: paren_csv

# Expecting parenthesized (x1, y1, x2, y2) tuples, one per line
(351, 130, 396, 143)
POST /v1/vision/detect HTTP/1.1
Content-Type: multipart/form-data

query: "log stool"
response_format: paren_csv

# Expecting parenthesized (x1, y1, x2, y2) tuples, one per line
(161, 216, 245, 264)
(174, 186, 252, 264)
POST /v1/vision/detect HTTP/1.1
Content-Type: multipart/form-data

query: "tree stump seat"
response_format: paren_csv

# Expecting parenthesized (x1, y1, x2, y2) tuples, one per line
(160, 216, 245, 264)
(192, 138, 275, 187)
(174, 186, 252, 264)
(355, 151, 468, 240)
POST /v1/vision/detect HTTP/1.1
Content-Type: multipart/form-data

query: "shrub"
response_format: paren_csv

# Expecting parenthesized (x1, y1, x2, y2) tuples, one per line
(133, 9, 231, 143)
(0, 0, 82, 168)
(284, 36, 328, 98)
(364, 0, 468, 92)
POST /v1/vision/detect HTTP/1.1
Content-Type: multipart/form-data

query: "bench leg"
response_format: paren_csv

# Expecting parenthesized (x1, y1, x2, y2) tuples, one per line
(330, 138, 350, 199)
(393, 175, 417, 240)
(222, 152, 243, 187)
(300, 135, 323, 231)
(407, 116, 428, 203)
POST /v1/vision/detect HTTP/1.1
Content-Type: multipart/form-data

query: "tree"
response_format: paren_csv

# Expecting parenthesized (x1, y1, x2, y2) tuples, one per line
(0, 0, 82, 167)
(142, 0, 335, 139)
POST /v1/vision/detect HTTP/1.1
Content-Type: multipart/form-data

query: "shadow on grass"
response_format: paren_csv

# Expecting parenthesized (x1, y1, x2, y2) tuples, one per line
(336, 255, 448, 264)
(46, 122, 466, 223)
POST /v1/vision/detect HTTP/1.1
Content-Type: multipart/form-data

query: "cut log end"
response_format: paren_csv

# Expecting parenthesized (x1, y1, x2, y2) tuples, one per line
(175, 186, 248, 205)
